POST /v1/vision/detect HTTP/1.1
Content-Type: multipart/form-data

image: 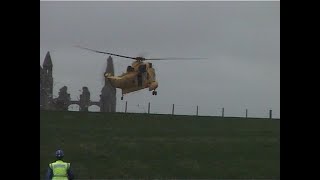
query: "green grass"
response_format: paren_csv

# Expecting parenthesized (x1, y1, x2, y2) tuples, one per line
(40, 110, 280, 179)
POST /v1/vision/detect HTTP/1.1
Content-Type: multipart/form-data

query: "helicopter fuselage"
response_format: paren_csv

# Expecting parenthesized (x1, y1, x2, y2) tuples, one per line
(105, 61, 158, 98)
(76, 46, 205, 100)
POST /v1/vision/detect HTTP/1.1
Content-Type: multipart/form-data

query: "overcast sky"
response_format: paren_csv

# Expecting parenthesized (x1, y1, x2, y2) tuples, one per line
(40, 1, 280, 118)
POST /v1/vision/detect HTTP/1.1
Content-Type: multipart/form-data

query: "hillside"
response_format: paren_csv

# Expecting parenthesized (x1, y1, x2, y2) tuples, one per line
(40, 110, 280, 179)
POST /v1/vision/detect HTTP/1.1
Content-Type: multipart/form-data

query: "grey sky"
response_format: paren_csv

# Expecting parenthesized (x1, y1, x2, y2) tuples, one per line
(40, 1, 280, 118)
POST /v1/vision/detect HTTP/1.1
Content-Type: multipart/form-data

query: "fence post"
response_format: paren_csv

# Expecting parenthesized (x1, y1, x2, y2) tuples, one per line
(222, 107, 224, 118)
(148, 102, 150, 114)
(196, 106, 199, 116)
(125, 101, 127, 113)
(269, 109, 272, 119)
(172, 104, 175, 115)
(246, 109, 248, 118)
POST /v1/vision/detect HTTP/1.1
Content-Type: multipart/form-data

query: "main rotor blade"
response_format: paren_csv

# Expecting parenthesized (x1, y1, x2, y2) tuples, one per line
(145, 57, 208, 60)
(75, 46, 136, 60)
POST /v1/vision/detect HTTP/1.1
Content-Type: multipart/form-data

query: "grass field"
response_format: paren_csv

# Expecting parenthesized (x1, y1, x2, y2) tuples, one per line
(40, 110, 280, 179)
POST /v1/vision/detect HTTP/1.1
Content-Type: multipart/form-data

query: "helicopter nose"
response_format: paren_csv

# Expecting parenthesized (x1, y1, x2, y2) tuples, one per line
(149, 81, 158, 91)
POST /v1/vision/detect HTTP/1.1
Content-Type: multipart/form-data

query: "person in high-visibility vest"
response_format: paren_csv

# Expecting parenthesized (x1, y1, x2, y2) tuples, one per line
(46, 149, 74, 180)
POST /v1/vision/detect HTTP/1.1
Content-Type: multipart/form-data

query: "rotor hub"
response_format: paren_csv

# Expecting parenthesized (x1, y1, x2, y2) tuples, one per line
(135, 57, 145, 62)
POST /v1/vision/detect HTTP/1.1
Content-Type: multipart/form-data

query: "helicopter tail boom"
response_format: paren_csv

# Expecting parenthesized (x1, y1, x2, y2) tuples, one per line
(104, 73, 120, 87)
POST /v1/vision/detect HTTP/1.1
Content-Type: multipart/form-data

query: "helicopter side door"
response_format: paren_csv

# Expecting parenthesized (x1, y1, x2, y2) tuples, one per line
(137, 73, 142, 87)
(137, 64, 147, 87)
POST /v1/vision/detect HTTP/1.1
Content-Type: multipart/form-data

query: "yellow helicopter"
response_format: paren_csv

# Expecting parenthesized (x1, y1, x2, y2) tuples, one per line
(77, 46, 205, 100)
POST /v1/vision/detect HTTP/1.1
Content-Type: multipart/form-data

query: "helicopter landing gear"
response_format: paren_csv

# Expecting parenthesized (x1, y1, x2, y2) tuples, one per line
(152, 91, 157, 96)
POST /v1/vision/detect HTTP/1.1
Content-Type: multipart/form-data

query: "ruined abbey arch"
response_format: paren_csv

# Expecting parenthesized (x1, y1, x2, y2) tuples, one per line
(40, 51, 116, 112)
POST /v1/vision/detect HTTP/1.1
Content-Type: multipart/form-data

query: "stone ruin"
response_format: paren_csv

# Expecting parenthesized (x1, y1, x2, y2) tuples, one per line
(40, 51, 116, 112)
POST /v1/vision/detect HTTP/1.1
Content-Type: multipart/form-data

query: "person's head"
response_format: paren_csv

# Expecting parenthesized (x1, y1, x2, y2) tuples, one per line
(55, 149, 64, 160)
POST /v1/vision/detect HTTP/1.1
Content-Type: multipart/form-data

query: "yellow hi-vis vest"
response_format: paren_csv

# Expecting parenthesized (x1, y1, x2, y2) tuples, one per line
(49, 160, 70, 180)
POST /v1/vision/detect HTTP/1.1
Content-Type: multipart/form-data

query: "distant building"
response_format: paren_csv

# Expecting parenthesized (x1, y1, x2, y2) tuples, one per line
(40, 52, 53, 110)
(40, 52, 116, 112)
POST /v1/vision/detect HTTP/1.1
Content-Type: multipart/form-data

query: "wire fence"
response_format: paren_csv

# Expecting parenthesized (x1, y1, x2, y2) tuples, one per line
(64, 101, 280, 119)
